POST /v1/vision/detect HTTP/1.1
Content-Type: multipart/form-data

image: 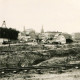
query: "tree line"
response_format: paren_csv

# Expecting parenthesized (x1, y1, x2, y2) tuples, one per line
(0, 27, 19, 40)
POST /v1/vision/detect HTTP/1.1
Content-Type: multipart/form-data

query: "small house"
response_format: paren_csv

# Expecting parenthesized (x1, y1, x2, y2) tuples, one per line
(53, 33, 73, 44)
(18, 32, 31, 42)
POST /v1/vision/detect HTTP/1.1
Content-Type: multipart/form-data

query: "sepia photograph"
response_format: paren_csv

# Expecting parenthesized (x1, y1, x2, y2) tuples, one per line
(0, 0, 80, 80)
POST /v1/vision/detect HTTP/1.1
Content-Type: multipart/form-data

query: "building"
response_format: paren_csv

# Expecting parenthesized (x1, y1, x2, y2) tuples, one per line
(25, 29, 36, 40)
(39, 31, 72, 44)
(53, 34, 66, 44)
(18, 32, 31, 41)
(18, 28, 36, 42)
(53, 33, 73, 44)
(39, 31, 62, 43)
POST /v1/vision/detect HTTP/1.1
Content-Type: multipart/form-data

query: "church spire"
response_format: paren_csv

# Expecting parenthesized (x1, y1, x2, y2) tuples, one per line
(41, 25, 44, 33)
(23, 26, 26, 34)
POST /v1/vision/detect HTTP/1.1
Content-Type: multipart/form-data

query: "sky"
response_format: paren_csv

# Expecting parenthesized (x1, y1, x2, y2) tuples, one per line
(0, 0, 80, 33)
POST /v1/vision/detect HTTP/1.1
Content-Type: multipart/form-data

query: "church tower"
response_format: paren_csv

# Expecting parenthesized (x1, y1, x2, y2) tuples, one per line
(41, 25, 44, 33)
(23, 26, 26, 35)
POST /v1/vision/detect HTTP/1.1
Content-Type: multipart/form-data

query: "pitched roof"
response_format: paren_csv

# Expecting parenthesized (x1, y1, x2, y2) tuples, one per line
(53, 33, 72, 40)
(62, 33, 72, 39)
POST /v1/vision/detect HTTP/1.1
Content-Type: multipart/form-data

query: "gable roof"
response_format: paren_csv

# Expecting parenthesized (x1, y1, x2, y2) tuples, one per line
(53, 33, 72, 40)
(62, 33, 72, 39)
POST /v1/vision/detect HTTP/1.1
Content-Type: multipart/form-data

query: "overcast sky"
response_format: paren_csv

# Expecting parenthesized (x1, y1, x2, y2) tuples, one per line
(0, 0, 80, 33)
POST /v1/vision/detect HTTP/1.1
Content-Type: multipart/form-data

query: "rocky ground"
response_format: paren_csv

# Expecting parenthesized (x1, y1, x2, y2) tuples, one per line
(0, 43, 80, 79)
(0, 69, 80, 80)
